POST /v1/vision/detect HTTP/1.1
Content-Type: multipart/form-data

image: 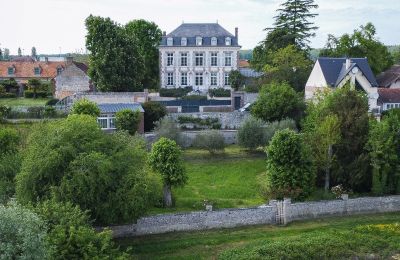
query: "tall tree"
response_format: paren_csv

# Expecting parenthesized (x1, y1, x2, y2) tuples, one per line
(4, 48, 10, 60)
(0, 48, 3, 60)
(17, 47, 22, 56)
(85, 15, 144, 92)
(31, 46, 37, 58)
(125, 19, 162, 89)
(320, 23, 393, 75)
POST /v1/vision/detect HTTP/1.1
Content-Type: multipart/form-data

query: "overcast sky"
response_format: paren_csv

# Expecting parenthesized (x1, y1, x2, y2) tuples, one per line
(1, 0, 399, 55)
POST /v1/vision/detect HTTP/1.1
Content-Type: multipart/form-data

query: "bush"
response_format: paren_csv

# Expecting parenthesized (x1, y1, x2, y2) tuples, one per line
(193, 130, 226, 154)
(0, 105, 11, 120)
(265, 129, 315, 200)
(177, 116, 220, 129)
(16, 115, 156, 224)
(181, 95, 207, 101)
(0, 153, 21, 203)
(70, 98, 100, 117)
(0, 128, 20, 155)
(27, 106, 45, 117)
(159, 87, 192, 97)
(24, 90, 48, 98)
(265, 118, 297, 144)
(0, 92, 17, 98)
(154, 118, 181, 145)
(238, 117, 266, 150)
(209, 88, 231, 97)
(46, 98, 59, 106)
(143, 101, 167, 132)
(0, 202, 51, 259)
(43, 106, 56, 118)
(115, 109, 141, 135)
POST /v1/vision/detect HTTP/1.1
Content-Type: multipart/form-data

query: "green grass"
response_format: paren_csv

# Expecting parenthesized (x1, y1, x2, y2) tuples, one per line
(0, 98, 51, 107)
(116, 213, 400, 259)
(148, 146, 267, 214)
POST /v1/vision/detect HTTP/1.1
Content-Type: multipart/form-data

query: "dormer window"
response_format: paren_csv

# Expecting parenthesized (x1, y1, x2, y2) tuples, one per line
(7, 67, 14, 75)
(211, 37, 217, 46)
(167, 37, 173, 46)
(181, 37, 187, 46)
(34, 67, 41, 75)
(225, 37, 231, 46)
(196, 36, 202, 46)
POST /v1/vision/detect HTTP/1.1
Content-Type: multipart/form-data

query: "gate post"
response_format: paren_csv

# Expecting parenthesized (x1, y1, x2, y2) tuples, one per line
(283, 198, 292, 225)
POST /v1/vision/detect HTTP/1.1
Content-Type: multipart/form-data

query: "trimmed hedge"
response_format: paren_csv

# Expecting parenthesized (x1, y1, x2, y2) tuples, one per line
(209, 88, 231, 97)
(181, 95, 207, 101)
(159, 87, 192, 97)
(24, 90, 48, 98)
(0, 92, 17, 98)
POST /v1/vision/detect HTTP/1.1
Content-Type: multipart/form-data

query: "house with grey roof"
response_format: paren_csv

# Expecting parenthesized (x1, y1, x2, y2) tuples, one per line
(159, 23, 241, 92)
(305, 57, 379, 111)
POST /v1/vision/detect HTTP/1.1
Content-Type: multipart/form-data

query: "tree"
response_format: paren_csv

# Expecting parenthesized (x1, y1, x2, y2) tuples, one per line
(265, 129, 315, 200)
(368, 110, 400, 194)
(238, 117, 266, 150)
(320, 23, 393, 75)
(34, 199, 128, 259)
(229, 70, 245, 91)
(0, 48, 3, 60)
(392, 47, 400, 64)
(0, 202, 51, 259)
(70, 98, 100, 117)
(4, 48, 10, 60)
(115, 109, 141, 135)
(142, 101, 167, 132)
(262, 44, 313, 91)
(27, 78, 42, 99)
(31, 46, 37, 58)
(0, 128, 20, 155)
(0, 153, 21, 203)
(154, 118, 181, 145)
(125, 19, 162, 89)
(193, 130, 226, 154)
(265, 118, 298, 144)
(85, 15, 144, 92)
(148, 138, 187, 207)
(251, 82, 305, 122)
(16, 115, 156, 224)
(18, 47, 22, 56)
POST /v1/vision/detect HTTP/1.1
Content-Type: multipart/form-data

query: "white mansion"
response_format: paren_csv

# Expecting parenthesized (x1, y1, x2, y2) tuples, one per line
(159, 23, 241, 92)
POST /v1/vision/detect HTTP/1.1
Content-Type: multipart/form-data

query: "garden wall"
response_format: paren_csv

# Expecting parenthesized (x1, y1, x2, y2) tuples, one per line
(107, 195, 400, 238)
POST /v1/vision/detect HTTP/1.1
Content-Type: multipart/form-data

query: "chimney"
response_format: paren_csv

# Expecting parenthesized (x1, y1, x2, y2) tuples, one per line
(235, 27, 238, 43)
(345, 58, 351, 70)
(162, 31, 166, 36)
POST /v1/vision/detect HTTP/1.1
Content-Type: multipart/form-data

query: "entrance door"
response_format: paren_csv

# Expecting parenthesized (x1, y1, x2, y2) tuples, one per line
(234, 96, 241, 110)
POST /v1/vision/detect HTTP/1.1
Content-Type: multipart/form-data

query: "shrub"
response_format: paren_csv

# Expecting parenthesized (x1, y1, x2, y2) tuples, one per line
(209, 88, 231, 97)
(177, 116, 220, 129)
(193, 130, 226, 154)
(0, 105, 11, 120)
(238, 117, 266, 150)
(70, 98, 100, 117)
(0, 153, 21, 203)
(181, 95, 207, 101)
(265, 118, 297, 144)
(0, 128, 20, 155)
(159, 87, 192, 97)
(24, 90, 48, 98)
(265, 129, 315, 200)
(115, 109, 141, 135)
(154, 118, 181, 145)
(27, 106, 45, 118)
(46, 98, 59, 106)
(0, 92, 17, 98)
(16, 115, 156, 224)
(0, 202, 51, 259)
(143, 101, 167, 132)
(43, 106, 57, 118)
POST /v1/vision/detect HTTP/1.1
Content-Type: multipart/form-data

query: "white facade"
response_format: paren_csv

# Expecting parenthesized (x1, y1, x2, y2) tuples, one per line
(159, 47, 240, 92)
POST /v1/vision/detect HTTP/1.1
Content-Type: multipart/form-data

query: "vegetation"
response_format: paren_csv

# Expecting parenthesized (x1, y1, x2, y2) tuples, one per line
(149, 138, 187, 207)
(159, 87, 192, 97)
(265, 118, 297, 143)
(116, 213, 400, 259)
(25, 79, 50, 99)
(115, 109, 141, 135)
(70, 98, 100, 117)
(15, 115, 157, 224)
(265, 129, 315, 199)
(142, 101, 167, 132)
(238, 117, 266, 150)
(154, 118, 182, 144)
(0, 98, 51, 107)
(208, 88, 231, 97)
(178, 116, 221, 129)
(229, 70, 245, 91)
(192, 130, 226, 154)
(251, 82, 305, 123)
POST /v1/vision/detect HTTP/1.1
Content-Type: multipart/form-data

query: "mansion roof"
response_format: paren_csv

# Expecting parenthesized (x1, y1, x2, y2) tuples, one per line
(378, 88, 400, 103)
(376, 65, 400, 88)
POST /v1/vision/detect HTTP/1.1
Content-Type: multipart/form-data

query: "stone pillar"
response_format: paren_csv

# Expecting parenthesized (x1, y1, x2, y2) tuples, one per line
(283, 198, 292, 225)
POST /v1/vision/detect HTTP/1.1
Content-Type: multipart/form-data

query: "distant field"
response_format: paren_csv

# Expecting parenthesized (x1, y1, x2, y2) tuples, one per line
(116, 213, 400, 259)
(0, 98, 51, 107)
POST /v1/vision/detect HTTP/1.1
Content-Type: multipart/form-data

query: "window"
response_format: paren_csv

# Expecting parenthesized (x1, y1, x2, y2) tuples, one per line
(211, 72, 217, 86)
(211, 52, 218, 66)
(167, 37, 173, 46)
(167, 53, 174, 66)
(224, 73, 230, 86)
(97, 114, 116, 130)
(181, 72, 188, 86)
(225, 37, 231, 46)
(34, 67, 40, 75)
(211, 37, 217, 46)
(180, 53, 188, 66)
(7, 67, 14, 75)
(57, 67, 63, 75)
(225, 53, 232, 66)
(195, 53, 203, 66)
(196, 36, 202, 46)
(195, 72, 203, 86)
(181, 37, 187, 46)
(167, 72, 174, 86)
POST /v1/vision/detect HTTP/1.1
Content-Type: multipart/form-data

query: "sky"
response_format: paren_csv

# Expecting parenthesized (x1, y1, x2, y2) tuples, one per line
(1, 0, 399, 55)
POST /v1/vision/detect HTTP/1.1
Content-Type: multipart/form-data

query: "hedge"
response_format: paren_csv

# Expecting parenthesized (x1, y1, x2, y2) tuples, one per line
(159, 87, 192, 97)
(24, 90, 48, 98)
(209, 88, 231, 97)
(0, 92, 17, 98)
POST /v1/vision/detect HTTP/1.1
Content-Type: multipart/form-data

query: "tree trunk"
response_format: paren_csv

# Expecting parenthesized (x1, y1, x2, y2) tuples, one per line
(163, 184, 172, 207)
(324, 145, 333, 191)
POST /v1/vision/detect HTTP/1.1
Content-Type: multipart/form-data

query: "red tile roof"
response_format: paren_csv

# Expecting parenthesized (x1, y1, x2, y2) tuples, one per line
(239, 59, 250, 68)
(378, 88, 400, 103)
(0, 61, 65, 79)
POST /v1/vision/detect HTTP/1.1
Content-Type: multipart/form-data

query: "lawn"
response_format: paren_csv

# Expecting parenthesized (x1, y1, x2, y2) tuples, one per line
(148, 146, 267, 214)
(116, 213, 400, 259)
(0, 98, 51, 107)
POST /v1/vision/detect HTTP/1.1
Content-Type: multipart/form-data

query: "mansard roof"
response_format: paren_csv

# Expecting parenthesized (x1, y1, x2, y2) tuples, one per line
(318, 57, 378, 87)
(160, 23, 239, 47)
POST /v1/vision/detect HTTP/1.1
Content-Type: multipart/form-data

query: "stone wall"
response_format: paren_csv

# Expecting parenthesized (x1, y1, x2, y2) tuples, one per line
(106, 195, 400, 238)
(168, 111, 250, 129)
